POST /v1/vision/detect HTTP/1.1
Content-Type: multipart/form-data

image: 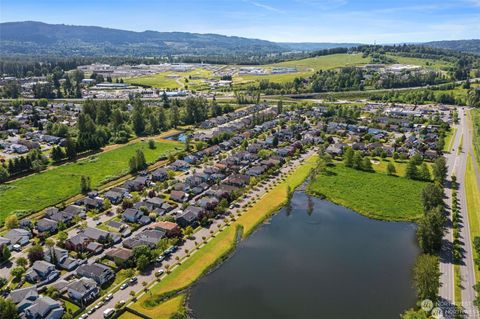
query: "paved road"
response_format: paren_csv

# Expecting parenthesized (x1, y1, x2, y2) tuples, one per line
(440, 108, 479, 319)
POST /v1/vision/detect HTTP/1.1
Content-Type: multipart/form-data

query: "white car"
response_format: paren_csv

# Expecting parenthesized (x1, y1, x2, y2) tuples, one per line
(120, 283, 128, 290)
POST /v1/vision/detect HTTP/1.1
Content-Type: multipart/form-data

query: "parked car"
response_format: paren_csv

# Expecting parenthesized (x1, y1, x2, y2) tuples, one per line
(120, 283, 128, 290)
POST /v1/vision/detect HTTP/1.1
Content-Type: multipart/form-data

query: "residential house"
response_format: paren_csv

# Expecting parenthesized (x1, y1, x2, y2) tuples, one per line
(176, 206, 204, 227)
(170, 160, 190, 171)
(76, 263, 114, 286)
(65, 234, 90, 252)
(151, 168, 168, 182)
(5, 228, 31, 246)
(122, 208, 144, 223)
(44, 247, 80, 271)
(36, 218, 58, 234)
(148, 221, 181, 237)
(197, 196, 219, 210)
(25, 260, 59, 284)
(66, 277, 99, 305)
(105, 247, 133, 266)
(104, 190, 123, 205)
(23, 296, 64, 319)
(170, 190, 188, 203)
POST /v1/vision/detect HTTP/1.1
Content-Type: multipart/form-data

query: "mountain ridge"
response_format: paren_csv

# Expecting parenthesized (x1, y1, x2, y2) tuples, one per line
(1, 21, 478, 57)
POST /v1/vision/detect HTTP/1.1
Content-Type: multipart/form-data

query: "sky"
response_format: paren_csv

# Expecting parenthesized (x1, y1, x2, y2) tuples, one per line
(1, 0, 479, 43)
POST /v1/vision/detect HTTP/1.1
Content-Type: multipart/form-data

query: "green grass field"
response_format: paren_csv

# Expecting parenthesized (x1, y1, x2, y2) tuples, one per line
(472, 109, 480, 164)
(127, 294, 185, 319)
(125, 69, 215, 90)
(465, 155, 480, 283)
(0, 140, 181, 221)
(233, 53, 369, 86)
(385, 54, 453, 69)
(270, 53, 370, 71)
(444, 127, 457, 152)
(307, 163, 427, 221)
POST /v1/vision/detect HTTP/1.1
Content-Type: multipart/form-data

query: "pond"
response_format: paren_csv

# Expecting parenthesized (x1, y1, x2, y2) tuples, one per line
(165, 132, 188, 142)
(188, 190, 419, 319)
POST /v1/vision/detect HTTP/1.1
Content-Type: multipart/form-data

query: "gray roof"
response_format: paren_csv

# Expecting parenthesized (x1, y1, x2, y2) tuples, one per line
(25, 296, 63, 318)
(77, 263, 113, 277)
(5, 228, 30, 243)
(67, 277, 98, 295)
(9, 286, 38, 304)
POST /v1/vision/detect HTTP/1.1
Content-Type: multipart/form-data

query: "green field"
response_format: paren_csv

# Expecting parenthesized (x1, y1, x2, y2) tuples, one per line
(0, 140, 181, 221)
(307, 163, 427, 221)
(233, 53, 370, 85)
(125, 69, 215, 90)
(472, 109, 480, 164)
(385, 54, 453, 69)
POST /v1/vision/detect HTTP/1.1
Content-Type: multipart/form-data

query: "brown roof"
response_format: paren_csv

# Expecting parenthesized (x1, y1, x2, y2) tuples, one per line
(105, 247, 133, 261)
(149, 221, 179, 231)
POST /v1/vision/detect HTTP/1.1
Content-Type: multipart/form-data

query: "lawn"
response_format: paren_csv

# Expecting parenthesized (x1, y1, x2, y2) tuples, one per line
(128, 294, 185, 318)
(125, 68, 215, 91)
(118, 311, 144, 319)
(307, 163, 428, 221)
(233, 53, 369, 86)
(62, 299, 80, 314)
(125, 72, 181, 89)
(371, 159, 433, 179)
(444, 127, 458, 152)
(0, 140, 181, 221)
(269, 53, 370, 71)
(472, 109, 480, 164)
(386, 54, 453, 69)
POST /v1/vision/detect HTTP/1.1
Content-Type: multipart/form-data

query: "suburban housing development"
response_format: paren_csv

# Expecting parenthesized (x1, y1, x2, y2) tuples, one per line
(1, 2, 480, 319)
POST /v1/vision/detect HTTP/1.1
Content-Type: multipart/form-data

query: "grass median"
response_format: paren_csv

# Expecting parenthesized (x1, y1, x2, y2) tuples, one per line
(465, 155, 480, 282)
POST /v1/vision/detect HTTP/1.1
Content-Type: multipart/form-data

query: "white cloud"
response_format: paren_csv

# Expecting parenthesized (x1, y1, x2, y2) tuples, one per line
(246, 1, 285, 13)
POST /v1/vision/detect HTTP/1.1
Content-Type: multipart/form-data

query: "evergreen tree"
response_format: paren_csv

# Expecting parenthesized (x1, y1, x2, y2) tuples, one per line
(413, 254, 440, 301)
(422, 184, 444, 211)
(419, 163, 431, 181)
(361, 157, 373, 172)
(158, 106, 167, 131)
(170, 104, 180, 128)
(432, 157, 448, 183)
(405, 159, 419, 180)
(344, 147, 354, 167)
(65, 139, 77, 160)
(0, 166, 9, 183)
(386, 162, 396, 175)
(416, 206, 445, 253)
(80, 176, 91, 193)
(352, 151, 363, 170)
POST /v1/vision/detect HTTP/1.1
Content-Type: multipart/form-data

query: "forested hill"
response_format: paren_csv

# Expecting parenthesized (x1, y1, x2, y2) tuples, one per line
(0, 21, 287, 56)
(278, 42, 361, 51)
(424, 40, 480, 55)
